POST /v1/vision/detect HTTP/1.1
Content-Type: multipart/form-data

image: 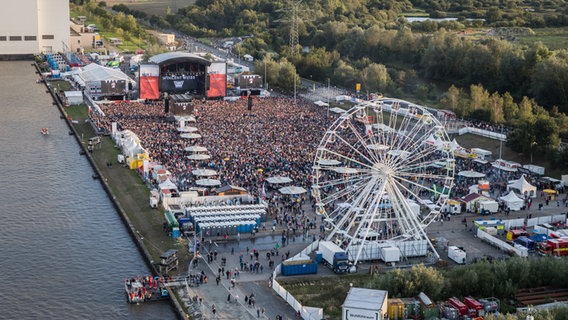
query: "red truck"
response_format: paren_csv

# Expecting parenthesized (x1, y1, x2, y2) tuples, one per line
(463, 296, 484, 317)
(447, 297, 467, 316)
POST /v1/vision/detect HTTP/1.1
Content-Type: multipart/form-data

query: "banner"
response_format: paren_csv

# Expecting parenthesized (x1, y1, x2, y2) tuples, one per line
(207, 62, 227, 98)
(139, 64, 160, 99)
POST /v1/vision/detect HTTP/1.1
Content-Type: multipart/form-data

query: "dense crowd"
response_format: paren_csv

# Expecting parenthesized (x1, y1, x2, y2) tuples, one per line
(91, 97, 563, 223)
(93, 97, 333, 201)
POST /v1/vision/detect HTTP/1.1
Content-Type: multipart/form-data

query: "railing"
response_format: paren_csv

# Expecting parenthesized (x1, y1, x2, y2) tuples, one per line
(270, 241, 323, 320)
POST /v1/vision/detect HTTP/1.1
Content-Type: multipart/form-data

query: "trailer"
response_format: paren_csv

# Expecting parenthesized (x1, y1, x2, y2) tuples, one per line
(478, 229, 528, 257)
(319, 241, 350, 273)
(447, 246, 466, 264)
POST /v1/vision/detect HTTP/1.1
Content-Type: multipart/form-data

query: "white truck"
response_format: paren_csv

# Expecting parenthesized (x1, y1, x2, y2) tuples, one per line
(319, 241, 350, 273)
(447, 246, 466, 264)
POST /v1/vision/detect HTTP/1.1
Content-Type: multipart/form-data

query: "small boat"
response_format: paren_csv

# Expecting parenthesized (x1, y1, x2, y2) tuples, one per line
(125, 276, 169, 304)
(41, 128, 49, 135)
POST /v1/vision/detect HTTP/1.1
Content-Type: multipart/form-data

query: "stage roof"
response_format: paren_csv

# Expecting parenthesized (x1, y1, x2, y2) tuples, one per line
(149, 52, 211, 66)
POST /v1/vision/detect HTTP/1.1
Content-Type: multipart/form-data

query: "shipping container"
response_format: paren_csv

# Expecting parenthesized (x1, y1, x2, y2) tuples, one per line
(280, 261, 318, 276)
(400, 298, 421, 319)
(387, 298, 405, 320)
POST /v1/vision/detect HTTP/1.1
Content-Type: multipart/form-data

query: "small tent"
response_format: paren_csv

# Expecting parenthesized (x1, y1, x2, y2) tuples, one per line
(507, 175, 537, 198)
(499, 191, 524, 211)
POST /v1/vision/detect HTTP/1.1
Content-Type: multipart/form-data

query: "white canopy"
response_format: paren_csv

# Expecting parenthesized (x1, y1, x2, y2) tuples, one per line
(314, 100, 329, 107)
(317, 159, 341, 166)
(79, 62, 135, 84)
(195, 178, 221, 187)
(499, 191, 524, 211)
(185, 146, 208, 152)
(329, 107, 346, 114)
(507, 175, 537, 197)
(458, 170, 486, 178)
(192, 169, 218, 177)
(177, 126, 199, 132)
(278, 186, 308, 195)
(180, 133, 202, 139)
(188, 154, 211, 160)
(265, 176, 293, 184)
(159, 179, 178, 190)
(331, 167, 360, 174)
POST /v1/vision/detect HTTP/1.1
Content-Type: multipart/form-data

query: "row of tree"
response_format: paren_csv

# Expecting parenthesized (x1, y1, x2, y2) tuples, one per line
(369, 257, 568, 318)
(135, 0, 568, 114)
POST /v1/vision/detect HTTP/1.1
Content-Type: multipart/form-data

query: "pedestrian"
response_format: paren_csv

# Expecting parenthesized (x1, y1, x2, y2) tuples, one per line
(257, 307, 260, 317)
(227, 293, 231, 302)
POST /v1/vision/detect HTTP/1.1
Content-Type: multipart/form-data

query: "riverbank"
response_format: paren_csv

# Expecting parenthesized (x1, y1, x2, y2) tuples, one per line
(35, 62, 189, 319)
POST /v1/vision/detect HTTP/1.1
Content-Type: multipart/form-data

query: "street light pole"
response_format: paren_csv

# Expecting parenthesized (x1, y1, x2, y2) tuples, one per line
(327, 78, 330, 117)
(294, 73, 296, 104)
(264, 61, 267, 90)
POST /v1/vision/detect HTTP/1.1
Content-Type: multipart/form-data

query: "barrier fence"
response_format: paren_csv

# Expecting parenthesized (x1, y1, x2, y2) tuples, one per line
(271, 241, 323, 320)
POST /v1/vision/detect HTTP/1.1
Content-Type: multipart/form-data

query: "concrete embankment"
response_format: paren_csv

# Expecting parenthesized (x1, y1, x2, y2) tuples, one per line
(34, 61, 186, 319)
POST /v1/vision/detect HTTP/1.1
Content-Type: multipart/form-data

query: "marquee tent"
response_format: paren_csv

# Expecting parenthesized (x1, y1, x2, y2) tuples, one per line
(507, 175, 537, 198)
(499, 191, 524, 211)
(78, 62, 135, 85)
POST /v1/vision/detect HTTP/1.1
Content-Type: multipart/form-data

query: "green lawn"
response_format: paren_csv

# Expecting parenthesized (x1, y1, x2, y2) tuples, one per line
(56, 100, 191, 274)
(517, 27, 568, 50)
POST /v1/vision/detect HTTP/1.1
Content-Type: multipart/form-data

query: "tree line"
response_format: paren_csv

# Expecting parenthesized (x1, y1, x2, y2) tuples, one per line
(370, 257, 568, 319)
(81, 0, 568, 169)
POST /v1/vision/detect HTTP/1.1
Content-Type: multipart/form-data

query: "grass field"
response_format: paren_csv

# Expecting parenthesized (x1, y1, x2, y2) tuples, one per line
(279, 274, 371, 319)
(105, 0, 195, 17)
(57, 101, 191, 274)
(517, 27, 568, 50)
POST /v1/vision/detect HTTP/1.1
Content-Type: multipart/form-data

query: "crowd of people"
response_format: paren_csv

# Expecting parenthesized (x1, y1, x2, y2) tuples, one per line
(93, 97, 334, 202)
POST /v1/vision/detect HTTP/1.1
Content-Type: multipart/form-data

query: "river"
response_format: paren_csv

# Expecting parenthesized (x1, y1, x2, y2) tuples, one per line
(0, 61, 176, 319)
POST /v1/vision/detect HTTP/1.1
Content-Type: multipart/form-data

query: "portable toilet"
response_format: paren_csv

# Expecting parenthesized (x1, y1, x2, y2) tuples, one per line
(387, 298, 405, 319)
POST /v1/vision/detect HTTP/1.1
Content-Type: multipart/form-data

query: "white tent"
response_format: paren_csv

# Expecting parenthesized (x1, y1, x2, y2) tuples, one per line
(79, 62, 135, 84)
(64, 91, 83, 105)
(499, 192, 524, 211)
(314, 100, 329, 107)
(507, 175, 537, 198)
(159, 179, 178, 191)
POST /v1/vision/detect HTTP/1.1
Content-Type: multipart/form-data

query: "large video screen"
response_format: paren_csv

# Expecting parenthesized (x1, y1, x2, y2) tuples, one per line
(101, 80, 126, 95)
(139, 64, 160, 99)
(239, 74, 263, 89)
(161, 74, 203, 94)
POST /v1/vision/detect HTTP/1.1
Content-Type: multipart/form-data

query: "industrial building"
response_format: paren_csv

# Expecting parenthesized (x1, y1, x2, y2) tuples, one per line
(0, 0, 70, 59)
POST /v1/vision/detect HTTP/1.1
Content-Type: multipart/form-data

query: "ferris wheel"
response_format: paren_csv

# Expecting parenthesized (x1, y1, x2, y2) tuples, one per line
(312, 99, 455, 264)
